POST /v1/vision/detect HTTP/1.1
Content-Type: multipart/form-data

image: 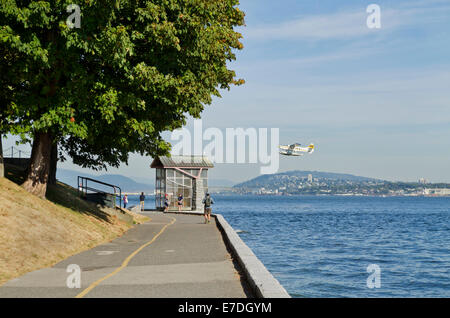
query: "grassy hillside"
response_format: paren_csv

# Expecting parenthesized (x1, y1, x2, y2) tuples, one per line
(0, 164, 148, 285)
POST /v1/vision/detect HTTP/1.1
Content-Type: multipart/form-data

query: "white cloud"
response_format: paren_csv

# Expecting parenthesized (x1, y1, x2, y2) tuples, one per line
(205, 66, 450, 130)
(244, 3, 450, 41)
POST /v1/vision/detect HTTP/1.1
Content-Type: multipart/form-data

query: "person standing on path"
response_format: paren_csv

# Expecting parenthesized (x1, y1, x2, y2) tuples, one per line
(177, 194, 183, 212)
(139, 192, 145, 211)
(164, 194, 170, 212)
(202, 192, 214, 224)
(123, 194, 128, 209)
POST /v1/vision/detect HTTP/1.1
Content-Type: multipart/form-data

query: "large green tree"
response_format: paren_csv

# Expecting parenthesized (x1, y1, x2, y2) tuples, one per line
(0, 44, 16, 179)
(0, 0, 245, 197)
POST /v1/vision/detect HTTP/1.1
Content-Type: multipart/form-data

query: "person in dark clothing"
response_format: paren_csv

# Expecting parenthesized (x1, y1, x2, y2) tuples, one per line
(139, 192, 145, 211)
(202, 192, 214, 224)
(164, 193, 169, 212)
(177, 194, 183, 212)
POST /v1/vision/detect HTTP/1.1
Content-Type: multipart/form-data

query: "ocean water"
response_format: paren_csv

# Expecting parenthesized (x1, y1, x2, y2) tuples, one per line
(126, 194, 450, 298)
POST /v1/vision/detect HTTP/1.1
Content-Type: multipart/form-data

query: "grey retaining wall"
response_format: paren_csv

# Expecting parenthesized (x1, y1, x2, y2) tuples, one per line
(4, 158, 30, 169)
(214, 214, 291, 298)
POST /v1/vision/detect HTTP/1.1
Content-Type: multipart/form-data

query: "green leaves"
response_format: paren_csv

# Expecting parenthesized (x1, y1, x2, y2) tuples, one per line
(1, 0, 245, 170)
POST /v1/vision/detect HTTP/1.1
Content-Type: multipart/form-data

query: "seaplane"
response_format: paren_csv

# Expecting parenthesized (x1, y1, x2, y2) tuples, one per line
(279, 143, 315, 156)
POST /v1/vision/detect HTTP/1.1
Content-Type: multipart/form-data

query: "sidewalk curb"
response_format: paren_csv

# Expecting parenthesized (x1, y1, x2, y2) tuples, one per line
(214, 214, 291, 298)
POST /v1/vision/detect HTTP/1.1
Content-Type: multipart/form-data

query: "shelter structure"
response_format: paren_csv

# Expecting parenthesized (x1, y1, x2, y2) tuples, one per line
(150, 156, 214, 211)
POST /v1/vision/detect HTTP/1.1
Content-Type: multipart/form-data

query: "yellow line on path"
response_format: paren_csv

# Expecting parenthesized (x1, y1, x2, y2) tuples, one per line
(75, 215, 176, 298)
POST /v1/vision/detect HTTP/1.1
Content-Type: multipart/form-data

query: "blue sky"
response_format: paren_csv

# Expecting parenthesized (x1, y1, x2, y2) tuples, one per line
(3, 0, 450, 184)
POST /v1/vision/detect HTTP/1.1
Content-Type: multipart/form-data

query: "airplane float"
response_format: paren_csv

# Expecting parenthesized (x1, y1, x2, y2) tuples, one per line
(279, 143, 315, 156)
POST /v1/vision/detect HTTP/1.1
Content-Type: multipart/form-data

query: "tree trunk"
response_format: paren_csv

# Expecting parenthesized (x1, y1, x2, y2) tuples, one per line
(22, 132, 53, 198)
(0, 136, 4, 178)
(48, 140, 58, 185)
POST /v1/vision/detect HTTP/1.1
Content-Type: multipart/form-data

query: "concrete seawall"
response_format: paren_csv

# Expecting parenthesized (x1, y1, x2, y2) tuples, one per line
(214, 214, 291, 298)
(157, 209, 291, 298)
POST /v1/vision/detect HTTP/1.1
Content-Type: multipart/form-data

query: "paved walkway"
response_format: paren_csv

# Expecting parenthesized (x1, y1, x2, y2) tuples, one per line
(0, 213, 252, 298)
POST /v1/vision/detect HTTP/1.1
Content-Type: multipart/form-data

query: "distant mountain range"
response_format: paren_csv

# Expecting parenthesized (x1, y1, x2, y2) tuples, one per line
(57, 169, 154, 193)
(232, 170, 450, 196)
(234, 170, 382, 189)
(57, 169, 236, 192)
(209, 178, 236, 187)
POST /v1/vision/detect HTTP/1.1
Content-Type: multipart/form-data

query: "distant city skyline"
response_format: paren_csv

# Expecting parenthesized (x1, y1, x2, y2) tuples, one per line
(3, 0, 450, 184)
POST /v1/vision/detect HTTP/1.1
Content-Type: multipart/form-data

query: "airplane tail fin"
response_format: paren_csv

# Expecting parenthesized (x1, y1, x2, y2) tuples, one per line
(308, 144, 314, 153)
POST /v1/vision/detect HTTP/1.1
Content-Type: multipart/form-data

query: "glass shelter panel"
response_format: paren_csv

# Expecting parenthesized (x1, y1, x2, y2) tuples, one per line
(155, 168, 166, 209)
(164, 168, 193, 210)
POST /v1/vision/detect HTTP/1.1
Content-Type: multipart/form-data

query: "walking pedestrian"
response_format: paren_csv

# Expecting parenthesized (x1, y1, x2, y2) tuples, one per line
(202, 192, 214, 224)
(139, 192, 145, 211)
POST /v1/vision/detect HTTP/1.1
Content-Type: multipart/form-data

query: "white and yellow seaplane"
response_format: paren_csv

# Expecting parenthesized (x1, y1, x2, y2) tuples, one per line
(279, 143, 315, 156)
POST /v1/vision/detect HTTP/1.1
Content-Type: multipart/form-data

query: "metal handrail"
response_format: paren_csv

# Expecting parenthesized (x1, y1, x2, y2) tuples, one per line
(77, 176, 122, 208)
(3, 146, 31, 159)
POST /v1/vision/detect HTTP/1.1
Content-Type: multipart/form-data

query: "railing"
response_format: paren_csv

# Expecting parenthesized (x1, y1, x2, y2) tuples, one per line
(3, 146, 31, 158)
(77, 176, 122, 209)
